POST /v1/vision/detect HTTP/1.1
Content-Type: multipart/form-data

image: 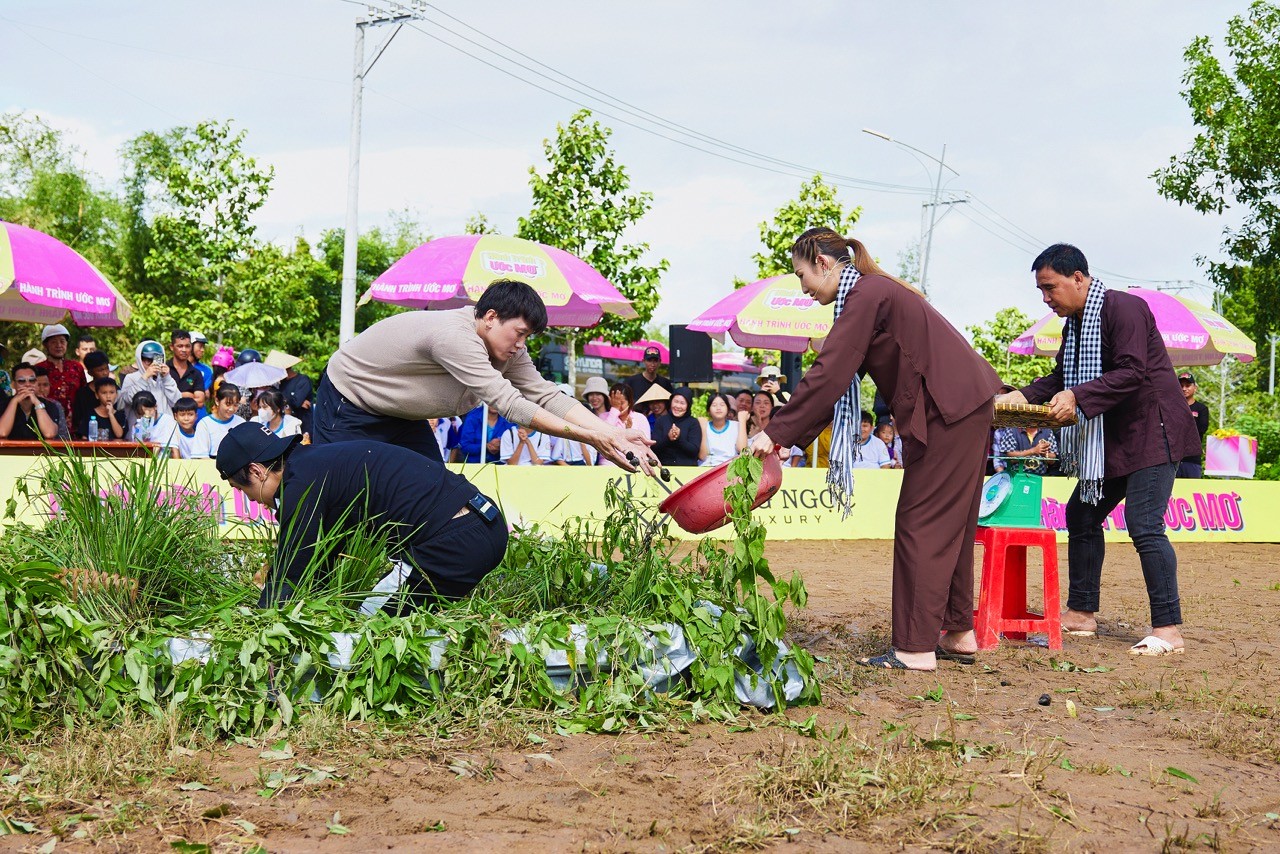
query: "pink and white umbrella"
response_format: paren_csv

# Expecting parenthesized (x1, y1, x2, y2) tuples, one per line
(0, 221, 130, 326)
(687, 275, 834, 353)
(1009, 287, 1256, 367)
(361, 234, 637, 328)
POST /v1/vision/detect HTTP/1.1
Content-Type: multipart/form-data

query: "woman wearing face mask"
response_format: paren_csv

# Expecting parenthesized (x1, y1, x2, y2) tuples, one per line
(750, 227, 1001, 672)
(254, 389, 302, 437)
(652, 388, 702, 467)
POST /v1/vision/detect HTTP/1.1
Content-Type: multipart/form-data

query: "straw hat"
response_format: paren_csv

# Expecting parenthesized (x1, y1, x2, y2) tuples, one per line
(636, 384, 672, 406)
(264, 349, 302, 370)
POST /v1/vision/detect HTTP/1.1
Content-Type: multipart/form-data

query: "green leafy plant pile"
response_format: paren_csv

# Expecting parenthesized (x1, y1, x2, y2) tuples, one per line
(0, 453, 817, 738)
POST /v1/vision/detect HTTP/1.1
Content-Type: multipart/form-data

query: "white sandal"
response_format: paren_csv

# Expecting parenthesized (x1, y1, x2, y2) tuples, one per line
(1129, 635, 1184, 656)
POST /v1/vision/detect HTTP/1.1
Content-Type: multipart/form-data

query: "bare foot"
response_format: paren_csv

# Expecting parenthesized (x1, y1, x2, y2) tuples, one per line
(894, 649, 937, 671)
(1150, 624, 1185, 651)
(939, 629, 978, 655)
(1062, 608, 1098, 635)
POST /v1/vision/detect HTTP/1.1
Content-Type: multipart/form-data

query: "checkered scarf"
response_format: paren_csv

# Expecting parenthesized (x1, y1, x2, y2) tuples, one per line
(826, 264, 862, 519)
(1059, 278, 1107, 504)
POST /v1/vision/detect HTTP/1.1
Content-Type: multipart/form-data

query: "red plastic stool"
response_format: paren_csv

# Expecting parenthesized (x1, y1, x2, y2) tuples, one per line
(973, 526, 1061, 650)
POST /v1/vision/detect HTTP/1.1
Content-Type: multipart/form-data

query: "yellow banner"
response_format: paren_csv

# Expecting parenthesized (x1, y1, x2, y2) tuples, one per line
(1, 456, 1277, 543)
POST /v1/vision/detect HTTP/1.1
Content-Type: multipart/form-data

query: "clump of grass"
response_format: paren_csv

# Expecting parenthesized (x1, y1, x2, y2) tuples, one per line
(6, 449, 254, 624)
(733, 725, 971, 835)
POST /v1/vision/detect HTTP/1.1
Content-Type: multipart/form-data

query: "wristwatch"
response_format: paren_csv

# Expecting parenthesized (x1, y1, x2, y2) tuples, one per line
(35, 403, 46, 410)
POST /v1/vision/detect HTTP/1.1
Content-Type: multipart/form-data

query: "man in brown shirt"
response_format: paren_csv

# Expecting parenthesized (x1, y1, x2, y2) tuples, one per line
(998, 244, 1199, 655)
(754, 227, 1002, 671)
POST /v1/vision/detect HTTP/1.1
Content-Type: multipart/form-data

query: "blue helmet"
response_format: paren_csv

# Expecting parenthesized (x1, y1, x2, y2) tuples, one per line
(235, 348, 262, 366)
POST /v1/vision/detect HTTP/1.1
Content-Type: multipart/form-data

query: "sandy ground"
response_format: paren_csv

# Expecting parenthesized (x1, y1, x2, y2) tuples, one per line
(6, 540, 1280, 852)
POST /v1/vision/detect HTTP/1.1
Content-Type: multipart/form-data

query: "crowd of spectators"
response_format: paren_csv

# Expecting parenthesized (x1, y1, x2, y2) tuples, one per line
(0, 320, 917, 471)
(0, 324, 313, 462)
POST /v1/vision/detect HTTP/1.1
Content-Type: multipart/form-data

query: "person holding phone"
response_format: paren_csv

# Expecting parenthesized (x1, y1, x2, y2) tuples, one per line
(120, 340, 182, 424)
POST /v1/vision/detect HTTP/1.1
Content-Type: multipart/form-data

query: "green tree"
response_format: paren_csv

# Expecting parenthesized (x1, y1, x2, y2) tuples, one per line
(0, 112, 124, 271)
(966, 306, 1054, 387)
(125, 238, 326, 370)
(463, 212, 499, 235)
(752, 174, 863, 279)
(1153, 1, 1280, 379)
(121, 120, 273, 313)
(741, 174, 863, 368)
(315, 212, 426, 358)
(517, 110, 667, 384)
(0, 112, 129, 360)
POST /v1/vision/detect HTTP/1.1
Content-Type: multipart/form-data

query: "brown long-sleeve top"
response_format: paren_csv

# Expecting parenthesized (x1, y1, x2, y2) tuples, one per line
(766, 274, 1001, 453)
(1019, 289, 1200, 479)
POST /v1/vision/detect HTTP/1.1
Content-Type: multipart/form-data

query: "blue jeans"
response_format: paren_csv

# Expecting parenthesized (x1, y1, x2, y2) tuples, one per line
(1065, 462, 1181, 626)
(311, 374, 442, 462)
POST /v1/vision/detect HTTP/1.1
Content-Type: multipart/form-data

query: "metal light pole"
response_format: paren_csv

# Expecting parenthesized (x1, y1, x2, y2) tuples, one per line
(1270, 333, 1277, 396)
(339, 9, 414, 344)
(862, 129, 963, 297)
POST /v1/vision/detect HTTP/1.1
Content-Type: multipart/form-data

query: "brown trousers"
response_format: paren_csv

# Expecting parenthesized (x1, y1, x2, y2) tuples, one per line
(892, 395, 993, 652)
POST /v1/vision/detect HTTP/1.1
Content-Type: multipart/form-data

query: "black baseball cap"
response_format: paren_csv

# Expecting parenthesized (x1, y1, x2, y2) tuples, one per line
(643, 346, 661, 361)
(215, 422, 301, 482)
(1178, 371, 1196, 383)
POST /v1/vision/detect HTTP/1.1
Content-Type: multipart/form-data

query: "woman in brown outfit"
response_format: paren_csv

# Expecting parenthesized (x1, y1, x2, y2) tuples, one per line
(751, 228, 1002, 671)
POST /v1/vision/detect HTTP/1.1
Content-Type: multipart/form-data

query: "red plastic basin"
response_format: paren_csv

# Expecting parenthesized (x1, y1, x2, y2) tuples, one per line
(658, 454, 784, 534)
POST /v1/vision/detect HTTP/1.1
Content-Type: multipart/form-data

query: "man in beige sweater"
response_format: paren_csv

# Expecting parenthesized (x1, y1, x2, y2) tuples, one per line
(317, 279, 654, 471)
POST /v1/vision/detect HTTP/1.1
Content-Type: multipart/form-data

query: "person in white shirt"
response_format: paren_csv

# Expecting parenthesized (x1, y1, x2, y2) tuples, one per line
(429, 416, 460, 460)
(699, 392, 748, 467)
(120, 340, 182, 429)
(875, 419, 904, 469)
(550, 434, 598, 465)
(501, 424, 551, 465)
(190, 384, 245, 459)
(150, 397, 202, 458)
(253, 389, 302, 437)
(852, 410, 893, 469)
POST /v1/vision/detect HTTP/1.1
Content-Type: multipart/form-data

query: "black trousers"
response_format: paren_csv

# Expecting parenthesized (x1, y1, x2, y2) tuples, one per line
(312, 373, 442, 462)
(403, 502, 509, 606)
(1065, 462, 1181, 627)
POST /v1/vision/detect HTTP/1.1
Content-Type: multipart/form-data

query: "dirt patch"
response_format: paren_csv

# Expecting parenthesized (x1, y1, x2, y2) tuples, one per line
(5, 541, 1280, 852)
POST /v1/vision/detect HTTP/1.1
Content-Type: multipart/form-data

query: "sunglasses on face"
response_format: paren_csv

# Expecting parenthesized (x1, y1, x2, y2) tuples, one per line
(14, 377, 37, 384)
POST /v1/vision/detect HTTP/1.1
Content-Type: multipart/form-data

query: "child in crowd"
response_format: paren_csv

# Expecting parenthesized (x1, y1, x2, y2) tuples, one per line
(129, 391, 159, 443)
(78, 376, 127, 440)
(150, 397, 200, 458)
(875, 419, 904, 469)
(189, 384, 244, 459)
(500, 424, 551, 465)
(253, 389, 302, 437)
(550, 434, 597, 465)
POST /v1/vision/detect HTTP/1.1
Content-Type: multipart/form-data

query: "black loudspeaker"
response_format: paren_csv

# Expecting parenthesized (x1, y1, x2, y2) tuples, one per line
(668, 324, 714, 383)
(780, 351, 802, 391)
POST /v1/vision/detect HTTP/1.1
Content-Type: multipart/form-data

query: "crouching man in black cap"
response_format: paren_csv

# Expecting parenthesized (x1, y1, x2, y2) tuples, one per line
(216, 422, 508, 610)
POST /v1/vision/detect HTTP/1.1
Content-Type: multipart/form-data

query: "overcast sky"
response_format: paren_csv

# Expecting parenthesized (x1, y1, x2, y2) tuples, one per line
(1, 1, 1248, 341)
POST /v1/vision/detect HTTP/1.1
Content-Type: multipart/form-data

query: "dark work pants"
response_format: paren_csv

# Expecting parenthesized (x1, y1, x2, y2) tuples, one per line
(402, 501, 509, 607)
(1064, 462, 1181, 627)
(1176, 460, 1202, 479)
(311, 373, 442, 462)
(892, 396, 993, 652)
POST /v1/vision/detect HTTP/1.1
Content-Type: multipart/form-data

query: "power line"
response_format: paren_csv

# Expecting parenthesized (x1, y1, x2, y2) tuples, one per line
(410, 4, 933, 194)
(397, 19, 932, 197)
(4, 17, 182, 121)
